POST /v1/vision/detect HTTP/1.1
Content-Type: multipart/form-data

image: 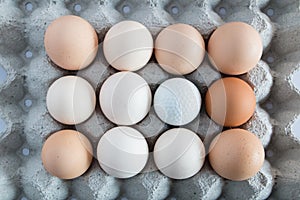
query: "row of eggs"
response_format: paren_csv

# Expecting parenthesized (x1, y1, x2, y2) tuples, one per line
(45, 15, 261, 127)
(47, 73, 256, 127)
(44, 15, 262, 76)
(42, 127, 264, 181)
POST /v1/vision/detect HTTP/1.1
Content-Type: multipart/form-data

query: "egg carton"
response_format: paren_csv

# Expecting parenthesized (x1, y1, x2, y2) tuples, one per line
(0, 0, 299, 199)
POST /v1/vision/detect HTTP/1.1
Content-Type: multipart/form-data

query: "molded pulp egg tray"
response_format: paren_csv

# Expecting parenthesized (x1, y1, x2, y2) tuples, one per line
(0, 0, 300, 199)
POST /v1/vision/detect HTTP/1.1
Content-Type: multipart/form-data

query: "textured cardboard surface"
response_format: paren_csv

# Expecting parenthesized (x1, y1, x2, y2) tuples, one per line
(0, 0, 299, 199)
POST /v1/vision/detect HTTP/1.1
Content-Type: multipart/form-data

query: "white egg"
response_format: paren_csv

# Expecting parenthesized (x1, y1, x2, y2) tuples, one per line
(97, 126, 149, 178)
(103, 20, 153, 71)
(99, 72, 152, 125)
(154, 78, 201, 126)
(46, 76, 96, 125)
(153, 128, 205, 179)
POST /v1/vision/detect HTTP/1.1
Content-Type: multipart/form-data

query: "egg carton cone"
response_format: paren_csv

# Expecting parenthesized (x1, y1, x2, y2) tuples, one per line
(0, 0, 299, 200)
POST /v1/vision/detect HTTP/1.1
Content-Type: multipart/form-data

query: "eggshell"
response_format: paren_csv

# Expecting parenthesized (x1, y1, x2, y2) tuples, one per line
(155, 23, 205, 75)
(205, 77, 256, 127)
(41, 130, 93, 180)
(103, 20, 153, 71)
(99, 72, 152, 125)
(97, 126, 149, 179)
(154, 78, 201, 126)
(46, 76, 96, 125)
(208, 129, 265, 181)
(44, 15, 98, 70)
(208, 22, 263, 75)
(153, 128, 205, 179)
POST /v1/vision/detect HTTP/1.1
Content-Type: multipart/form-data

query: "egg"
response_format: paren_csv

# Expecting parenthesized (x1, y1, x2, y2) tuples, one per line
(208, 129, 265, 181)
(97, 126, 149, 178)
(154, 78, 201, 126)
(44, 15, 98, 70)
(155, 23, 205, 75)
(41, 130, 93, 179)
(205, 77, 256, 127)
(153, 128, 205, 179)
(208, 22, 263, 75)
(46, 76, 96, 125)
(99, 72, 152, 125)
(103, 20, 153, 71)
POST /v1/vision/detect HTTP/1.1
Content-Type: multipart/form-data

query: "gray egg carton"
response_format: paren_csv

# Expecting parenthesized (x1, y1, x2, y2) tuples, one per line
(0, 0, 299, 200)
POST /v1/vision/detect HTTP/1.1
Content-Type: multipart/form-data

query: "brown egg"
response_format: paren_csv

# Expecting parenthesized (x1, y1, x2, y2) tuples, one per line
(205, 77, 256, 127)
(208, 129, 265, 181)
(41, 130, 93, 179)
(155, 23, 205, 75)
(44, 15, 98, 70)
(208, 22, 263, 75)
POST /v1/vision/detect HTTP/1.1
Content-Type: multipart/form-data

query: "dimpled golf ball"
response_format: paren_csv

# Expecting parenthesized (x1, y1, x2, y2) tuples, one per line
(154, 78, 201, 126)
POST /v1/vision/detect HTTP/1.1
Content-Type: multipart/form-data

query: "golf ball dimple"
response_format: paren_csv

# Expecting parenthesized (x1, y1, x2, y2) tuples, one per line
(154, 78, 201, 126)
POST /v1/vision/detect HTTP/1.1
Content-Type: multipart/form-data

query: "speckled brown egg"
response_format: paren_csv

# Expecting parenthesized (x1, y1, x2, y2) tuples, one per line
(44, 15, 98, 70)
(155, 23, 205, 75)
(208, 129, 265, 181)
(208, 22, 263, 75)
(41, 130, 93, 179)
(205, 77, 256, 127)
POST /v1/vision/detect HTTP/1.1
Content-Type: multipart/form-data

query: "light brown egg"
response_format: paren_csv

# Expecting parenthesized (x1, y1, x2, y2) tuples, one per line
(155, 23, 205, 75)
(208, 129, 265, 181)
(44, 15, 98, 70)
(41, 130, 93, 179)
(205, 77, 256, 127)
(208, 22, 263, 75)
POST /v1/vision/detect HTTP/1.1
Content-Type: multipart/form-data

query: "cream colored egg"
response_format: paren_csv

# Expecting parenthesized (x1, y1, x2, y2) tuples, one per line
(97, 126, 149, 178)
(44, 15, 98, 70)
(103, 20, 153, 71)
(41, 130, 93, 179)
(99, 72, 152, 125)
(46, 76, 96, 125)
(155, 23, 205, 75)
(154, 128, 205, 179)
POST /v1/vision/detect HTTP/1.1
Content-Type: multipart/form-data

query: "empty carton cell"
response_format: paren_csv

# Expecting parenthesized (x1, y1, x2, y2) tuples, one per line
(121, 171, 171, 200)
(71, 162, 121, 200)
(222, 161, 274, 200)
(21, 156, 69, 200)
